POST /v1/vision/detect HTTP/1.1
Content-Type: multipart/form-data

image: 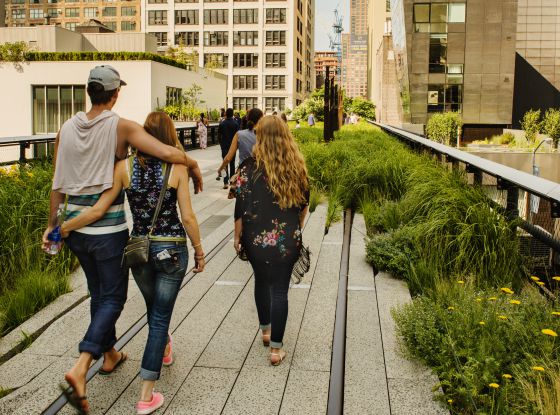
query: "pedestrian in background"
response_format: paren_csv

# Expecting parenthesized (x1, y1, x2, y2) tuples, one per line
(218, 108, 239, 189)
(234, 112, 242, 128)
(308, 113, 316, 127)
(234, 115, 309, 366)
(197, 113, 209, 149)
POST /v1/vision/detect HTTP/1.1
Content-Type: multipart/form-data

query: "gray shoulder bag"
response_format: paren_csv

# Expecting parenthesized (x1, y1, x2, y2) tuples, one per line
(123, 161, 171, 268)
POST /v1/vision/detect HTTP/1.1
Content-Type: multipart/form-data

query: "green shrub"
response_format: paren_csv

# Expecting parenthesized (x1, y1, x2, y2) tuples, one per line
(350, 97, 376, 120)
(542, 108, 560, 148)
(520, 109, 542, 144)
(394, 281, 560, 414)
(500, 132, 515, 145)
(426, 112, 463, 146)
(0, 162, 77, 335)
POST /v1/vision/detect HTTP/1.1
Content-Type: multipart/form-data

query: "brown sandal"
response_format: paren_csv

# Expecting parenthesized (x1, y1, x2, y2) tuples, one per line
(61, 375, 90, 414)
(270, 350, 287, 366)
(98, 351, 127, 375)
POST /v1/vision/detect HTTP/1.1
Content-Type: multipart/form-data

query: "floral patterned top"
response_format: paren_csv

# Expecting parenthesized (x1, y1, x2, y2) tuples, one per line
(234, 157, 309, 264)
(126, 156, 186, 239)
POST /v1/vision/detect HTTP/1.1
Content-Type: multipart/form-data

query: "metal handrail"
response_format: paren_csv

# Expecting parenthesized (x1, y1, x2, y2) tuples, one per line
(370, 121, 560, 217)
(0, 122, 221, 165)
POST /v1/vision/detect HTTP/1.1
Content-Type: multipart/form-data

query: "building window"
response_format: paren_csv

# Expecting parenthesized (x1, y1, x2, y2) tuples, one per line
(103, 21, 117, 31)
(233, 31, 258, 46)
(204, 53, 228, 68)
(65, 22, 78, 30)
(429, 34, 447, 73)
(265, 8, 286, 24)
(11, 0, 24, 4)
(265, 97, 285, 112)
(149, 10, 167, 25)
(12, 9, 26, 18)
(121, 21, 136, 31)
(413, 2, 465, 33)
(203, 9, 228, 24)
(233, 75, 258, 90)
(175, 31, 199, 46)
(265, 75, 285, 90)
(32, 85, 86, 134)
(175, 9, 198, 24)
(148, 0, 166, 3)
(166, 87, 182, 105)
(65, 8, 79, 17)
(233, 53, 258, 68)
(428, 84, 462, 113)
(121, 6, 135, 16)
(265, 53, 285, 68)
(84, 7, 97, 18)
(233, 8, 258, 24)
(102, 7, 116, 17)
(154, 32, 168, 47)
(204, 31, 229, 46)
(265, 31, 286, 46)
(175, 0, 198, 2)
(447, 64, 463, 84)
(233, 97, 259, 111)
(47, 8, 60, 17)
(29, 9, 45, 18)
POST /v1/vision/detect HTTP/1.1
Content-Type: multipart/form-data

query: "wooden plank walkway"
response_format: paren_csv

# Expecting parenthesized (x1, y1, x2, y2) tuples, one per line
(0, 147, 447, 414)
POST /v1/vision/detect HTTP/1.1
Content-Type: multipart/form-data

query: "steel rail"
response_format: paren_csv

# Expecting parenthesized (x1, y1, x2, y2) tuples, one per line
(41, 230, 233, 415)
(327, 209, 352, 415)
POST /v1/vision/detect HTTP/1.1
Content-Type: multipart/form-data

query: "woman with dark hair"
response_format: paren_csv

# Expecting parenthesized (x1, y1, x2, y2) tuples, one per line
(61, 111, 205, 414)
(197, 112, 209, 149)
(234, 116, 309, 365)
(217, 108, 264, 175)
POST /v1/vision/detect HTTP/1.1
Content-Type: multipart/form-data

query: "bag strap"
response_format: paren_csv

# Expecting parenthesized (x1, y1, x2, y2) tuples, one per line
(148, 162, 171, 236)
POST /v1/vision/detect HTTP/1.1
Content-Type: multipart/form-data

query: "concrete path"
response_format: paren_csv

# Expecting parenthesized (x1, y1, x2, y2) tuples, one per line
(0, 146, 447, 414)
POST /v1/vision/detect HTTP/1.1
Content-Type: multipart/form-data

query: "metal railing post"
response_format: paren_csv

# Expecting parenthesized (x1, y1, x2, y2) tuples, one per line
(19, 142, 27, 163)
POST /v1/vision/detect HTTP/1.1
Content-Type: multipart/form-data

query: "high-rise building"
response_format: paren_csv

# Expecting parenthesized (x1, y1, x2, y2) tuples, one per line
(3, 1, 140, 32)
(142, 0, 315, 112)
(314, 50, 338, 87)
(371, 0, 560, 138)
(342, 0, 369, 98)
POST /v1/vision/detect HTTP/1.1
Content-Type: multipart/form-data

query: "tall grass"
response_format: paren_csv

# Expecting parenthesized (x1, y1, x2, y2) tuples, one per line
(0, 163, 76, 335)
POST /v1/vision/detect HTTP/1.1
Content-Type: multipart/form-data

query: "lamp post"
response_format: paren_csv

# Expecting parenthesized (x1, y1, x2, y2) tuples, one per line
(532, 137, 553, 177)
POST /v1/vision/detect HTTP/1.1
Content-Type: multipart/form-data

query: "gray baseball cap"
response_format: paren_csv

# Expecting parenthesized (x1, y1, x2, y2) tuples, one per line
(87, 65, 127, 91)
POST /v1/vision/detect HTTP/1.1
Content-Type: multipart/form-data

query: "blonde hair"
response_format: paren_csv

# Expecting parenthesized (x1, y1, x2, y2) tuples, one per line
(136, 111, 184, 167)
(253, 115, 309, 209)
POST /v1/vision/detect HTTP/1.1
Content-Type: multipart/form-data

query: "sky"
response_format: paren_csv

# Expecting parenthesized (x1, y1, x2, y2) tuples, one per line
(314, 0, 350, 51)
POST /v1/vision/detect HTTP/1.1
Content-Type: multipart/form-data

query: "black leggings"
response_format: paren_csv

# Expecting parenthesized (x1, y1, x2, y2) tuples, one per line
(250, 260, 294, 348)
(221, 146, 236, 185)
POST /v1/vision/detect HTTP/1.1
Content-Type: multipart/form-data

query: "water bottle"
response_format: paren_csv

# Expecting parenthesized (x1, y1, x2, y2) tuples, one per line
(46, 226, 62, 255)
(46, 208, 65, 255)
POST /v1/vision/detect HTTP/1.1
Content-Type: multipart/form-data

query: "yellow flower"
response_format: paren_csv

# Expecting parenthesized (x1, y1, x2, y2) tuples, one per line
(531, 276, 540, 281)
(457, 280, 465, 284)
(447, 306, 455, 311)
(498, 315, 508, 320)
(502, 374, 513, 379)
(553, 276, 560, 282)
(532, 366, 545, 372)
(488, 297, 497, 301)
(537, 281, 545, 286)
(541, 329, 558, 337)
(510, 300, 521, 305)
(475, 298, 483, 302)
(447, 399, 453, 404)
(479, 321, 486, 325)
(501, 287, 514, 294)
(552, 312, 560, 316)
(26, 172, 34, 178)
(489, 383, 500, 389)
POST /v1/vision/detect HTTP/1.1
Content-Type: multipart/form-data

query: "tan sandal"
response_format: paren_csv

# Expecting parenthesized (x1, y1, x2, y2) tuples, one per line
(262, 332, 271, 347)
(270, 350, 286, 366)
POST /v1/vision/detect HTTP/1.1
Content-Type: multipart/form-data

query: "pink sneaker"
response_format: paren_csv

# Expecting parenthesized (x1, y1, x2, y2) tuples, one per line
(136, 391, 164, 415)
(162, 334, 173, 366)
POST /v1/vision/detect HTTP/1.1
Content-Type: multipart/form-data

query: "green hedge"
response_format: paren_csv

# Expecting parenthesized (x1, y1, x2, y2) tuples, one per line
(25, 52, 188, 70)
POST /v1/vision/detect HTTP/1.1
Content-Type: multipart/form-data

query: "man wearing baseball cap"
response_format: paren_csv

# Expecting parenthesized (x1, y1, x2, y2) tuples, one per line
(43, 65, 203, 413)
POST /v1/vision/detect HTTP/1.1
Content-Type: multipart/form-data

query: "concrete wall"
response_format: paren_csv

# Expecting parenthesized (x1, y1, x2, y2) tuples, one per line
(0, 60, 226, 138)
(82, 33, 158, 53)
(470, 151, 560, 183)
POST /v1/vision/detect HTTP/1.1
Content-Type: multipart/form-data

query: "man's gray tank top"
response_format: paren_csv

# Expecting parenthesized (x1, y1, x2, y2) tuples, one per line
(237, 129, 257, 164)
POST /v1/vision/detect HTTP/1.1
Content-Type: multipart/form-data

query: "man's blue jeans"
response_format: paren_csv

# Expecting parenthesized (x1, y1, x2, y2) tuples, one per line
(131, 241, 188, 381)
(65, 230, 129, 359)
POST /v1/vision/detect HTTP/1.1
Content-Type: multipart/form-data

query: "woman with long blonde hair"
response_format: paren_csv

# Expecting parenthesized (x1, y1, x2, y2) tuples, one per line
(234, 115, 309, 365)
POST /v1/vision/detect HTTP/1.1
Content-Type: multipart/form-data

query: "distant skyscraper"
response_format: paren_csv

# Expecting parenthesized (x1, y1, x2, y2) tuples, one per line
(342, 0, 369, 98)
(314, 51, 339, 87)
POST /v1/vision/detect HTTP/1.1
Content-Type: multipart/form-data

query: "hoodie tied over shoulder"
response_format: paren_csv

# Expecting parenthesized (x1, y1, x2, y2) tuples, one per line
(53, 110, 120, 195)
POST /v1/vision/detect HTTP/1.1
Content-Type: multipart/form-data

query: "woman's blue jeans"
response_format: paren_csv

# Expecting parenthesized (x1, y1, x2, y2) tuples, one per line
(131, 241, 188, 381)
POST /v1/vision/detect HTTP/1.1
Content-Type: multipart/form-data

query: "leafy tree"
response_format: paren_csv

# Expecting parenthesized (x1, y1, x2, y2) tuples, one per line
(292, 98, 324, 121)
(426, 112, 463, 146)
(183, 84, 204, 108)
(520, 109, 542, 143)
(350, 97, 376, 120)
(164, 45, 198, 70)
(542, 108, 560, 148)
